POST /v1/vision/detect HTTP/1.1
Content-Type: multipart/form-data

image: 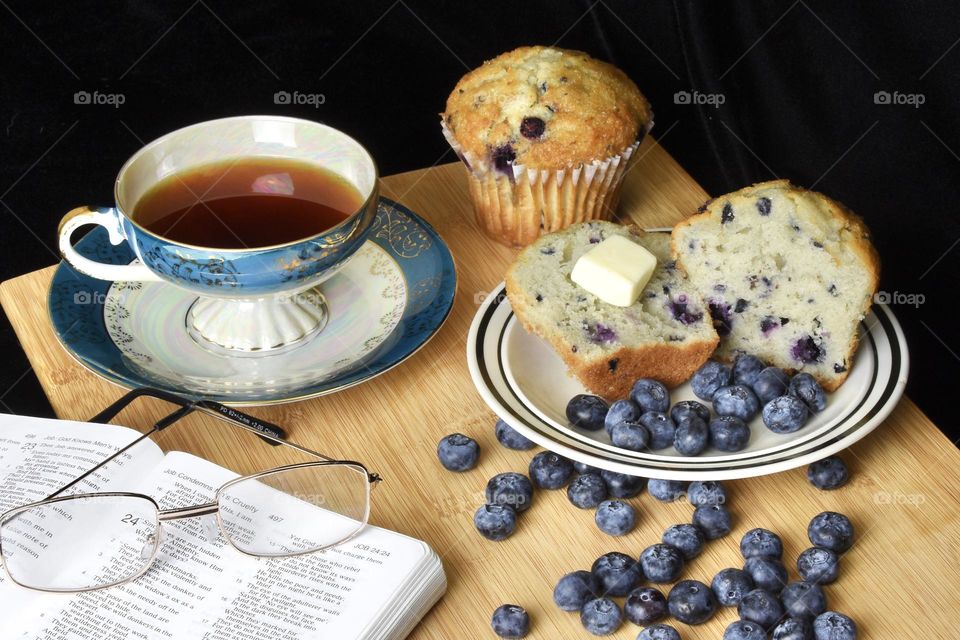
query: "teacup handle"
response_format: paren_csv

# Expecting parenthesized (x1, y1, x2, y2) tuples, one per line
(58, 206, 162, 282)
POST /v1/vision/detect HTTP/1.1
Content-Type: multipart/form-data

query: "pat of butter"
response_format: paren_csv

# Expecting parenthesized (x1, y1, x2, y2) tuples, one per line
(570, 235, 657, 307)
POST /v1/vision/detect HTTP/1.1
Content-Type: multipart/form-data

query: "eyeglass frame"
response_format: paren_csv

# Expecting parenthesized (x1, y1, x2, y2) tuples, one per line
(0, 387, 382, 593)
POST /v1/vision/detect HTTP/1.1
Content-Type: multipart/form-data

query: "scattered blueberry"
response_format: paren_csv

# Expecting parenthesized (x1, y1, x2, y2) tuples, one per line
(691, 361, 733, 400)
(567, 473, 608, 509)
(772, 617, 814, 640)
(752, 367, 790, 404)
(709, 416, 751, 452)
(670, 400, 711, 424)
(797, 547, 840, 584)
(595, 500, 637, 536)
(624, 586, 667, 625)
(611, 421, 651, 451)
(674, 415, 709, 456)
(604, 399, 642, 435)
(591, 551, 644, 597)
(600, 470, 646, 499)
(640, 411, 677, 449)
(553, 570, 600, 611)
(693, 504, 732, 539)
(567, 395, 609, 431)
(580, 597, 623, 636)
(662, 523, 705, 560)
(713, 385, 761, 421)
(807, 512, 854, 553)
(486, 472, 534, 513)
(640, 543, 685, 583)
(631, 379, 670, 413)
(491, 604, 529, 638)
(724, 620, 767, 640)
(574, 460, 601, 475)
(667, 579, 717, 625)
(744, 556, 789, 593)
(436, 433, 479, 472)
(711, 567, 755, 606)
(740, 528, 784, 560)
(781, 581, 828, 620)
(688, 480, 728, 507)
(473, 504, 517, 541)
(733, 354, 767, 386)
(790, 373, 828, 413)
(648, 479, 687, 503)
(495, 419, 536, 450)
(519, 116, 545, 139)
(792, 335, 825, 364)
(807, 457, 849, 490)
(528, 451, 574, 489)
(763, 395, 810, 433)
(738, 588, 785, 628)
(637, 624, 681, 640)
(812, 611, 857, 640)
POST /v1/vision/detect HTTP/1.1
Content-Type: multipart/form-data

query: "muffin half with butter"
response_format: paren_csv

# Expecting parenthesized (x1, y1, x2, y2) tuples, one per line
(442, 46, 653, 247)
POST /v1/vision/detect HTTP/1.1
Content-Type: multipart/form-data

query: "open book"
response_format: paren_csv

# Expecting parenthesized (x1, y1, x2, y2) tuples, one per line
(0, 413, 445, 640)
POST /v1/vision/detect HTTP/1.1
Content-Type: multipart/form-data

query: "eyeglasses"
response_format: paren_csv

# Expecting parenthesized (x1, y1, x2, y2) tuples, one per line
(0, 388, 381, 593)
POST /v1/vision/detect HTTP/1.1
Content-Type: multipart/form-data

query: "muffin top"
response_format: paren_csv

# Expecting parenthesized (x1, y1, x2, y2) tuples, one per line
(442, 46, 652, 174)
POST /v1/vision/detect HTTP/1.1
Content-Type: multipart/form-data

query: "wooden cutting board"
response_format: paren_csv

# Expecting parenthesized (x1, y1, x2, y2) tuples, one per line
(2, 140, 958, 638)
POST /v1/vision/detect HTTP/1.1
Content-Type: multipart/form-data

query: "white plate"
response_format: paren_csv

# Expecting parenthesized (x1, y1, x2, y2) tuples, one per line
(467, 282, 909, 480)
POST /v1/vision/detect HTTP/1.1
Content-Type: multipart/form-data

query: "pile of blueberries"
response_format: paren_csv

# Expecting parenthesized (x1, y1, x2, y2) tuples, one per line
(566, 354, 828, 457)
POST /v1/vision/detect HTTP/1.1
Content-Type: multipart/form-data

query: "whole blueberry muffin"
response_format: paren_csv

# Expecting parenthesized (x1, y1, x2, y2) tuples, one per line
(506, 221, 718, 398)
(442, 46, 653, 247)
(672, 180, 880, 391)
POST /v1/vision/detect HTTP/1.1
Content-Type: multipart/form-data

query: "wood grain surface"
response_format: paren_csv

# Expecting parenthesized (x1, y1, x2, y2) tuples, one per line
(2, 138, 959, 638)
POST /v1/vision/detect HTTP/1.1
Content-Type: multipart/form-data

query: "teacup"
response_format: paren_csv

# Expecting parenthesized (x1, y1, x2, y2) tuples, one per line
(58, 116, 379, 353)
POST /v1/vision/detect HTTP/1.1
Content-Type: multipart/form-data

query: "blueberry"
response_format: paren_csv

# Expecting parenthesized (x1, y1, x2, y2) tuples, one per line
(640, 543, 685, 583)
(600, 470, 646, 498)
(519, 116, 545, 139)
(744, 556, 789, 593)
(591, 551, 644, 597)
(595, 500, 636, 536)
(721, 202, 735, 223)
(781, 581, 827, 620)
(713, 385, 761, 421)
(691, 361, 732, 400)
(806, 457, 849, 490)
(436, 433, 479, 472)
(604, 399, 642, 435)
(474, 504, 517, 541)
(648, 479, 687, 503)
(724, 620, 767, 640)
(807, 512, 854, 553)
(763, 395, 810, 433)
(757, 197, 772, 216)
(709, 416, 751, 452)
(567, 394, 609, 431)
(738, 588, 785, 628)
(667, 579, 717, 625)
(630, 378, 670, 412)
(772, 617, 814, 640)
(693, 504, 732, 539)
(624, 586, 667, 625)
(579, 597, 623, 636)
(674, 415, 709, 456)
(640, 411, 676, 449)
(752, 366, 790, 404)
(637, 624, 681, 640)
(662, 523, 705, 559)
(670, 400, 711, 424)
(667, 294, 704, 324)
(491, 144, 516, 175)
(688, 480, 728, 507)
(610, 421, 650, 451)
(797, 547, 840, 584)
(711, 567, 754, 606)
(792, 335, 825, 364)
(812, 611, 857, 640)
(495, 419, 536, 450)
(567, 473, 608, 509)
(486, 472, 534, 513)
(491, 604, 529, 638)
(553, 570, 600, 611)
(790, 373, 828, 412)
(529, 451, 574, 489)
(733, 355, 767, 386)
(587, 322, 618, 344)
(574, 460, 601, 475)
(740, 527, 784, 560)
(709, 300, 734, 336)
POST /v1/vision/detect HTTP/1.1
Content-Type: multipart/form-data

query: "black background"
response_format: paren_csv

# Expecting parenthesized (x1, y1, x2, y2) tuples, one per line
(1, 1, 957, 443)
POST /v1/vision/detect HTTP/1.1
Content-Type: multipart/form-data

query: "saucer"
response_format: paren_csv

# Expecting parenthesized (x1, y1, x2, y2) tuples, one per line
(468, 282, 909, 480)
(49, 198, 456, 405)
